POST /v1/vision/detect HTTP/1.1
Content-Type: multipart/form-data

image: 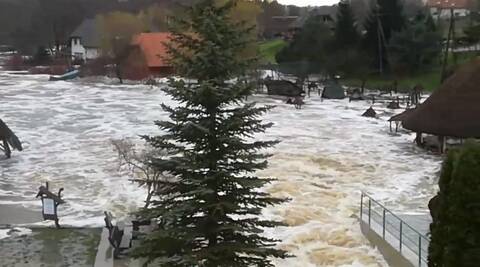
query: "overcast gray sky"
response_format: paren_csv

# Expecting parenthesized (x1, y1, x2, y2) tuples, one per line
(277, 0, 339, 6)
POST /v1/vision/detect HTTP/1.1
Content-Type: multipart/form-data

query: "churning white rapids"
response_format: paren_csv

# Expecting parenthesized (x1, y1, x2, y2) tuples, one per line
(0, 71, 441, 266)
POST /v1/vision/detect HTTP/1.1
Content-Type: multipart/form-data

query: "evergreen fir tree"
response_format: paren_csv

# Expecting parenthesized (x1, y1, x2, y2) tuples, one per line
(334, 0, 360, 48)
(425, 12, 437, 32)
(362, 0, 406, 71)
(389, 17, 442, 74)
(377, 0, 405, 41)
(132, 0, 288, 266)
(428, 142, 480, 267)
(276, 15, 334, 76)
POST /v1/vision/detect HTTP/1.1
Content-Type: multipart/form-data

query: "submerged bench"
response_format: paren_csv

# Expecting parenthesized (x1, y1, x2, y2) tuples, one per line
(104, 211, 133, 259)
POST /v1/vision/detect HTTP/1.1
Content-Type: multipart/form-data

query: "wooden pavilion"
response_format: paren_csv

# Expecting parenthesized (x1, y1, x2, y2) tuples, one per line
(403, 59, 480, 152)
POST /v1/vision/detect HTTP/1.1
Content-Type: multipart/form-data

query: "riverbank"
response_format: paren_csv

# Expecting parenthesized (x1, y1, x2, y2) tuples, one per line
(0, 227, 101, 267)
(343, 52, 478, 92)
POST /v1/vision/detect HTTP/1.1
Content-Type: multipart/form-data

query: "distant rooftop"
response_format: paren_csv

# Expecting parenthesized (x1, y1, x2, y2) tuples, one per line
(426, 0, 473, 9)
(131, 32, 171, 68)
(70, 18, 101, 48)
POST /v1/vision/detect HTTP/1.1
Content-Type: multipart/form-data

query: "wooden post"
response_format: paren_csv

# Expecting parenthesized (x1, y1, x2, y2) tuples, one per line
(2, 139, 11, 158)
(415, 132, 423, 146)
(441, 9, 455, 83)
(439, 136, 446, 154)
(377, 9, 383, 75)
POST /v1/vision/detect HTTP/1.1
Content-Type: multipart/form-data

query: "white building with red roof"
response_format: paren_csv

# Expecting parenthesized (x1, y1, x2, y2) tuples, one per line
(426, 0, 474, 18)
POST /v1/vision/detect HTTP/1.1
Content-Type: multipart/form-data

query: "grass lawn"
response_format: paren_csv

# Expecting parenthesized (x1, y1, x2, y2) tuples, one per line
(344, 51, 478, 92)
(343, 70, 442, 92)
(259, 39, 287, 64)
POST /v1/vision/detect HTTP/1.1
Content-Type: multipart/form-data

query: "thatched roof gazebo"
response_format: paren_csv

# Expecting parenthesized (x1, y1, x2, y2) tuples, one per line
(403, 59, 480, 151)
(388, 108, 416, 133)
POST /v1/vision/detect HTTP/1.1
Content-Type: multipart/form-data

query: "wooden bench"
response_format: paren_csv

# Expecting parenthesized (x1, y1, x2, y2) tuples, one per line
(104, 211, 132, 259)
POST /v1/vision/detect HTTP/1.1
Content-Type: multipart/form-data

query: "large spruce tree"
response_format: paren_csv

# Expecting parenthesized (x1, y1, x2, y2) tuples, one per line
(363, 0, 406, 71)
(428, 142, 480, 267)
(132, 0, 287, 266)
(276, 15, 334, 76)
(335, 0, 360, 48)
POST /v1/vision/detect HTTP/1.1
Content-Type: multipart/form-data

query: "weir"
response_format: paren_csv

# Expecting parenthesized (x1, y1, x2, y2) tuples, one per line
(359, 192, 430, 267)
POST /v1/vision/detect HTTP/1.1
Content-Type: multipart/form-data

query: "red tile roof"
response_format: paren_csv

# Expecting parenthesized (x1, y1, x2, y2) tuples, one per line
(426, 0, 473, 9)
(132, 32, 172, 68)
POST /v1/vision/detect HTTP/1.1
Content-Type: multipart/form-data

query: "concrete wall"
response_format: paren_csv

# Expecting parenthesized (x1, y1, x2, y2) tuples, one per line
(360, 221, 414, 267)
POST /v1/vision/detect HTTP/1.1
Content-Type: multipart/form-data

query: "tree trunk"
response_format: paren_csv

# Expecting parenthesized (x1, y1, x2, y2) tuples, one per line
(144, 184, 153, 208)
(415, 132, 423, 147)
(115, 64, 123, 84)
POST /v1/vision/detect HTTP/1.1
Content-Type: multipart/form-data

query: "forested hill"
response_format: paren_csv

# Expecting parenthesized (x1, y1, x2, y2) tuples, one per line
(0, 0, 195, 53)
(0, 0, 425, 54)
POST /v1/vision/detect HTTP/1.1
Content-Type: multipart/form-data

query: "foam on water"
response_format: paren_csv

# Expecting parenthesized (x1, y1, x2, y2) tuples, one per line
(0, 227, 32, 240)
(0, 71, 441, 266)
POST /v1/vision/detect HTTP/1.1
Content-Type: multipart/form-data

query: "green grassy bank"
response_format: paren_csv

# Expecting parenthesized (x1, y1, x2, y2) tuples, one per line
(259, 39, 287, 64)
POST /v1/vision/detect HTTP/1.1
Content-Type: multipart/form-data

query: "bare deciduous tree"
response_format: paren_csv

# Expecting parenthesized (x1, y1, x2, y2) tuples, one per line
(111, 138, 173, 208)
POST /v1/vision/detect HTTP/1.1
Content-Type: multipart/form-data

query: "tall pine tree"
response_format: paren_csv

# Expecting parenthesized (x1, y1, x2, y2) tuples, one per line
(132, 0, 288, 266)
(335, 0, 360, 48)
(363, 0, 406, 72)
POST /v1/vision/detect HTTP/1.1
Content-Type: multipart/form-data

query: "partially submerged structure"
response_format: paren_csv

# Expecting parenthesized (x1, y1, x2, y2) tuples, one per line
(264, 79, 304, 97)
(0, 119, 22, 158)
(388, 108, 416, 133)
(403, 59, 480, 152)
(349, 88, 365, 102)
(386, 98, 401, 109)
(362, 107, 377, 118)
(322, 82, 346, 99)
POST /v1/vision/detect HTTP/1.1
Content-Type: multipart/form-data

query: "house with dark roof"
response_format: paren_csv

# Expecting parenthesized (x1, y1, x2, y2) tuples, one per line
(266, 6, 338, 39)
(266, 16, 299, 39)
(69, 18, 101, 61)
(426, 0, 474, 18)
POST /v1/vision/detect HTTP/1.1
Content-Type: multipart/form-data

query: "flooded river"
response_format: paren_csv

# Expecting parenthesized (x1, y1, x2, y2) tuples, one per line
(0, 71, 441, 266)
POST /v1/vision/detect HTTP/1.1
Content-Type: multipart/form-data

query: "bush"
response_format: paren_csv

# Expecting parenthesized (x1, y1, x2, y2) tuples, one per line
(428, 141, 480, 267)
(79, 57, 110, 77)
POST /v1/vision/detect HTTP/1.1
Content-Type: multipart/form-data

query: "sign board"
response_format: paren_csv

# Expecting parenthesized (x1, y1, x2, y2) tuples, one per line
(43, 198, 55, 215)
(36, 182, 64, 228)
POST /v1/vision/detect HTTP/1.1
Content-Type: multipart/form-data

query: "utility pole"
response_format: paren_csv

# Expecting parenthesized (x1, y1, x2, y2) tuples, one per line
(441, 8, 455, 83)
(376, 4, 389, 75)
(377, 9, 383, 75)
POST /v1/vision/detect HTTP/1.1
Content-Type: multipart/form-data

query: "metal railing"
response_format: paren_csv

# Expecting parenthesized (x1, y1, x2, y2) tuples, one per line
(360, 192, 430, 267)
